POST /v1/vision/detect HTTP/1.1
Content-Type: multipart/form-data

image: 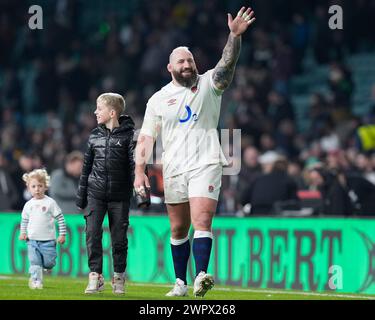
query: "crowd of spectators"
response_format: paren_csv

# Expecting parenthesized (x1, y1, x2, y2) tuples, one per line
(1, 0, 375, 216)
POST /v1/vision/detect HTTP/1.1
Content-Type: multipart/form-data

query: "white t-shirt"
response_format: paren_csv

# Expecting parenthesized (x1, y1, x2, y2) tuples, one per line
(21, 196, 62, 240)
(140, 69, 228, 178)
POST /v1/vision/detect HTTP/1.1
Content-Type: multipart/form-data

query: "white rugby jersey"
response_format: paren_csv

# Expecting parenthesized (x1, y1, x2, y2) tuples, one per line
(141, 69, 228, 178)
(21, 195, 66, 240)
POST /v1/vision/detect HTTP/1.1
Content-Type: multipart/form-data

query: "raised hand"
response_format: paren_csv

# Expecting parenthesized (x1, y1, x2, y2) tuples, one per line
(228, 6, 256, 37)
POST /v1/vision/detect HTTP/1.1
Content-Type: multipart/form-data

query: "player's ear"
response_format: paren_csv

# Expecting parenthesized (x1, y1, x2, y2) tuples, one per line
(167, 63, 172, 73)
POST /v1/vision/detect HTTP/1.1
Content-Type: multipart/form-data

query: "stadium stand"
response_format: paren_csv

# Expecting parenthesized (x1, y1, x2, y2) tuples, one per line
(1, 0, 375, 216)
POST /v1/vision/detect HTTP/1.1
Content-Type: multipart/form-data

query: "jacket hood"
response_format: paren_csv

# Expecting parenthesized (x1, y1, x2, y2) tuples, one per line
(118, 114, 135, 130)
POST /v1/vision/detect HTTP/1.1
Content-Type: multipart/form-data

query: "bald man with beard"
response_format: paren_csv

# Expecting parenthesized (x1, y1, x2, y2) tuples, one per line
(134, 7, 256, 297)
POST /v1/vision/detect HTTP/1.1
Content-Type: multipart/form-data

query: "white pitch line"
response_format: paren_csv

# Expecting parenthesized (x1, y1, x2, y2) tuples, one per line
(131, 282, 375, 300)
(1, 275, 374, 300)
(0, 276, 19, 280)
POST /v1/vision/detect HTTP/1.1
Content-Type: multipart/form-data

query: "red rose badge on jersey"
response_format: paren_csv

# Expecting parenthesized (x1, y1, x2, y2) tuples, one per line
(191, 86, 198, 93)
(208, 185, 214, 193)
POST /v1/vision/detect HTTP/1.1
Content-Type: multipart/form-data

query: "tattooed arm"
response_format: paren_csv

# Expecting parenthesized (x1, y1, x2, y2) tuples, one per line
(212, 33, 242, 91)
(213, 7, 256, 91)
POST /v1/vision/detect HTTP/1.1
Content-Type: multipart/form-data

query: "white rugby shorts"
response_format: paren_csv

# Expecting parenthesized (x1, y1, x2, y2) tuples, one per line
(163, 164, 223, 204)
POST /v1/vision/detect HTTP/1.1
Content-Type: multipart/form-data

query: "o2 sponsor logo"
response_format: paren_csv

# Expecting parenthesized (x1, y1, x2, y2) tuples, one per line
(179, 105, 198, 123)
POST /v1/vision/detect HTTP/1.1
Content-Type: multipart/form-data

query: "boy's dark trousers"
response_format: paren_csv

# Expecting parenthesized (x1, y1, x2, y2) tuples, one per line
(85, 197, 130, 274)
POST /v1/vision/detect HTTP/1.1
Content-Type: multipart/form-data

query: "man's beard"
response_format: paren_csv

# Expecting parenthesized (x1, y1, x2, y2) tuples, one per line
(172, 68, 198, 88)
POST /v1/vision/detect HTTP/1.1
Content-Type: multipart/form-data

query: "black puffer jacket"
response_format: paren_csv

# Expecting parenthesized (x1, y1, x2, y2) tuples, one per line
(76, 115, 135, 209)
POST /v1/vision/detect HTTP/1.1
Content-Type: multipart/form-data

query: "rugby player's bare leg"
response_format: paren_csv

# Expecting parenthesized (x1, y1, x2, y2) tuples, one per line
(189, 197, 216, 231)
(166, 202, 191, 239)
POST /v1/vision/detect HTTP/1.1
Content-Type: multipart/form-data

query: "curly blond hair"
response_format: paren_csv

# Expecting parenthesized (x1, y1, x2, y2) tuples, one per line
(22, 168, 50, 188)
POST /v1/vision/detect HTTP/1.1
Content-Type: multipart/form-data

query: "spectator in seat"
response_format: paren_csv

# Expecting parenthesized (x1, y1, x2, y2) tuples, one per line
(308, 167, 375, 216)
(50, 151, 84, 214)
(241, 152, 299, 215)
(0, 152, 18, 211)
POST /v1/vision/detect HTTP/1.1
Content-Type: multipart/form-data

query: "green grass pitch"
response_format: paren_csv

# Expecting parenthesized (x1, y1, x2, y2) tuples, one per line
(0, 274, 374, 300)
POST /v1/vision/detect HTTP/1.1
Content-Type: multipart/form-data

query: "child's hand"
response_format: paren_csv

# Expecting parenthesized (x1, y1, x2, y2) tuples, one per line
(57, 235, 66, 244)
(19, 233, 27, 241)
